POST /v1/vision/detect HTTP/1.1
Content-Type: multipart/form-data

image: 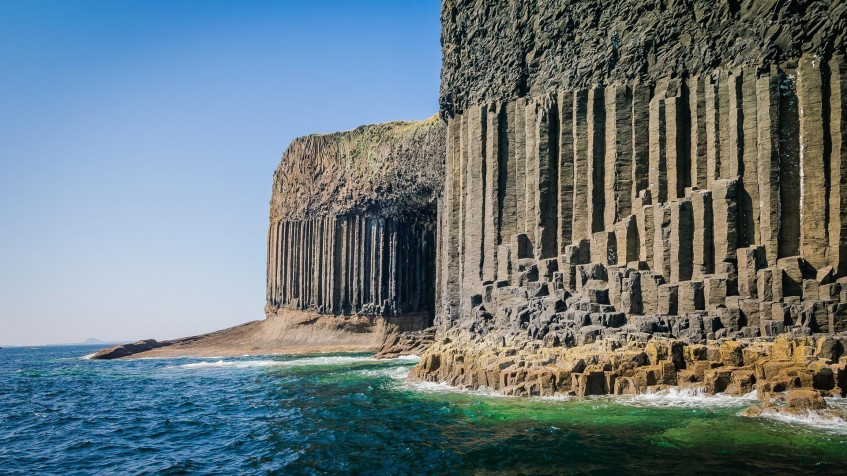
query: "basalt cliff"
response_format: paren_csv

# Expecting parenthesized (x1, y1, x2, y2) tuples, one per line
(265, 118, 445, 348)
(407, 0, 847, 417)
(93, 118, 445, 360)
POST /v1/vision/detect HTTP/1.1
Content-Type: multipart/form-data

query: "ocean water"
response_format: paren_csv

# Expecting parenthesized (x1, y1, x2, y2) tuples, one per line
(1, 346, 846, 475)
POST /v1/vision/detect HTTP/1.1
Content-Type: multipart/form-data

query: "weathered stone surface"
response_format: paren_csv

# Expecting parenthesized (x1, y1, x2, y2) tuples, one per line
(439, 0, 847, 118)
(410, 331, 847, 402)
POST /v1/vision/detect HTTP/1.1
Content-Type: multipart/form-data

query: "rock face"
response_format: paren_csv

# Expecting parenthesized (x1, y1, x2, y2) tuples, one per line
(439, 0, 847, 117)
(412, 0, 847, 403)
(267, 117, 445, 334)
(410, 332, 847, 400)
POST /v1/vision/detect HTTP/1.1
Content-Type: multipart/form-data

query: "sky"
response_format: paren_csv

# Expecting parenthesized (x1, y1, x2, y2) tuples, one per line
(0, 0, 442, 346)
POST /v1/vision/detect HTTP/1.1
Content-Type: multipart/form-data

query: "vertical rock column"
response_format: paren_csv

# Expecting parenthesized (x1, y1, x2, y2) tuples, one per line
(572, 90, 591, 243)
(739, 67, 761, 248)
(442, 117, 462, 319)
(604, 84, 634, 228)
(797, 55, 829, 269)
(705, 76, 722, 188)
(756, 75, 781, 265)
(558, 91, 575, 254)
(499, 102, 519, 262)
(664, 79, 690, 201)
(483, 103, 501, 283)
(649, 86, 668, 204)
(463, 106, 486, 296)
(830, 55, 847, 275)
(691, 190, 714, 279)
(778, 70, 801, 259)
(689, 76, 709, 190)
(670, 199, 694, 282)
(587, 86, 606, 234)
(632, 83, 651, 204)
(534, 95, 560, 259)
(514, 98, 528, 236)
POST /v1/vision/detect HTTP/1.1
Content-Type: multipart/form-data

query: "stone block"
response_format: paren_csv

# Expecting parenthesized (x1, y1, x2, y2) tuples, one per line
(712, 178, 739, 264)
(772, 303, 791, 324)
(583, 280, 610, 305)
(639, 272, 665, 314)
(591, 231, 617, 265)
(799, 300, 828, 332)
(576, 263, 607, 294)
(658, 284, 679, 315)
(739, 299, 761, 328)
(715, 261, 738, 295)
(497, 244, 513, 282)
(737, 246, 765, 298)
(603, 312, 627, 328)
(778, 256, 815, 297)
(608, 266, 624, 309)
(669, 199, 694, 282)
(820, 283, 842, 302)
(703, 275, 728, 308)
(817, 266, 835, 285)
(653, 203, 672, 279)
(512, 233, 533, 260)
(757, 268, 774, 301)
(615, 215, 639, 265)
(759, 319, 785, 337)
(563, 239, 591, 266)
(678, 281, 705, 313)
(561, 264, 578, 292)
(691, 189, 714, 279)
(717, 307, 742, 332)
(802, 279, 820, 302)
(829, 304, 847, 333)
(539, 258, 559, 281)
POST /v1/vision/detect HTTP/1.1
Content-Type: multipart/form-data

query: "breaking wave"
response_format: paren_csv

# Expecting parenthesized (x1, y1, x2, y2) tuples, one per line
(622, 387, 758, 409)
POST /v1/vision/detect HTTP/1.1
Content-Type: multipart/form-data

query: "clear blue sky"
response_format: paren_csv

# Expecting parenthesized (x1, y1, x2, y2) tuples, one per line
(0, 0, 441, 346)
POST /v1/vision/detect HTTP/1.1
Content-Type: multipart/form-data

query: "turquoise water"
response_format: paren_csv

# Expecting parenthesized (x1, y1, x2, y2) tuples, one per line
(1, 346, 846, 474)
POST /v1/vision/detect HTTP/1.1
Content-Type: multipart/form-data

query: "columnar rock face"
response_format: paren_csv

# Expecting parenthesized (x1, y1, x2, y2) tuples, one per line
(439, 58, 847, 328)
(416, 0, 847, 400)
(267, 118, 445, 326)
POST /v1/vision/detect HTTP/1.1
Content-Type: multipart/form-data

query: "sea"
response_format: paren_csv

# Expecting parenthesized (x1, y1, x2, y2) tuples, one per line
(1, 345, 846, 475)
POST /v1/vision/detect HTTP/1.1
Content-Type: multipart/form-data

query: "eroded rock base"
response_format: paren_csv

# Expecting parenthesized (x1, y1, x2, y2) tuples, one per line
(410, 331, 847, 411)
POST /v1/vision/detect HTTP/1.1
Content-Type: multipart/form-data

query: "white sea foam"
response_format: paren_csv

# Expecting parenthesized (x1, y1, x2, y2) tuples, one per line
(171, 354, 420, 370)
(759, 407, 847, 435)
(177, 359, 282, 369)
(404, 381, 758, 407)
(357, 366, 413, 380)
(80, 353, 97, 360)
(404, 380, 510, 398)
(621, 387, 758, 409)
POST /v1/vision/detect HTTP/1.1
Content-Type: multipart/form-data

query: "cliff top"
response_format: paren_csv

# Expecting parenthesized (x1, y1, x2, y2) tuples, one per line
(270, 116, 445, 222)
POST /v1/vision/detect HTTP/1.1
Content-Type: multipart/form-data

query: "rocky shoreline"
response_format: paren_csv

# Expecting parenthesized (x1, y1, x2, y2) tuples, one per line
(410, 330, 847, 419)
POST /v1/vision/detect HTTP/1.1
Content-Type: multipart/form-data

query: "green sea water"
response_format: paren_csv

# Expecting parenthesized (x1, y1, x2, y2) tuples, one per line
(1, 346, 846, 474)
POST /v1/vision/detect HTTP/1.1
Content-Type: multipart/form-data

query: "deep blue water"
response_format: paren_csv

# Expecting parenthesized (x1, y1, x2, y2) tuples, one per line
(1, 346, 847, 475)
